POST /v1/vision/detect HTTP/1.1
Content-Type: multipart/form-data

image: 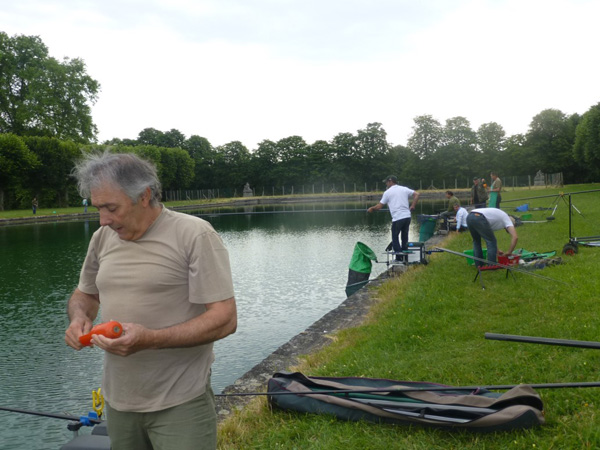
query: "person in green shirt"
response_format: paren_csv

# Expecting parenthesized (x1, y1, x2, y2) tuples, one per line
(439, 190, 460, 228)
(489, 172, 503, 208)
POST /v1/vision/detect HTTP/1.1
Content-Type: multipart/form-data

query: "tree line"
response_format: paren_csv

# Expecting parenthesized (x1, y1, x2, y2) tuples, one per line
(1, 32, 599, 210)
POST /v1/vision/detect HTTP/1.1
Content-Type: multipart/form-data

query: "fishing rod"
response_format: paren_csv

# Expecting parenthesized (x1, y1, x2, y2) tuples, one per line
(345, 279, 376, 288)
(485, 333, 600, 349)
(500, 189, 600, 205)
(217, 381, 600, 397)
(433, 247, 568, 285)
(0, 406, 102, 425)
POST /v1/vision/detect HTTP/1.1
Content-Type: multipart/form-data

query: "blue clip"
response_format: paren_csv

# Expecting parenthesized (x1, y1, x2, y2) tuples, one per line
(79, 411, 99, 427)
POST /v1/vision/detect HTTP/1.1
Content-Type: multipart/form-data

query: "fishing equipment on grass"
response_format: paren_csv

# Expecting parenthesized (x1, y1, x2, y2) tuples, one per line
(434, 247, 567, 285)
(266, 371, 544, 432)
(562, 189, 600, 255)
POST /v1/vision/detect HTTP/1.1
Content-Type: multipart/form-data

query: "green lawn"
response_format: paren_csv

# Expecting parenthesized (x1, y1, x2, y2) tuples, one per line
(218, 184, 600, 449)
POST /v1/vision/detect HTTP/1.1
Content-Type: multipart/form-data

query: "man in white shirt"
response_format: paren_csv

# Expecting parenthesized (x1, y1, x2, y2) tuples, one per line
(368, 175, 420, 261)
(453, 203, 468, 232)
(466, 207, 518, 267)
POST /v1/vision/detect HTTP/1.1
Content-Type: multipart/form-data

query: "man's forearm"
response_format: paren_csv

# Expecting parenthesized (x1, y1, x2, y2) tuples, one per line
(147, 297, 237, 349)
(368, 203, 383, 213)
(67, 288, 100, 322)
(411, 192, 420, 208)
(506, 229, 518, 254)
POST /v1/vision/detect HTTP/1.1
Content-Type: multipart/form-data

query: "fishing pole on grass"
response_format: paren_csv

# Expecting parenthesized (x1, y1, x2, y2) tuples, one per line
(433, 247, 569, 285)
(498, 189, 600, 205)
(485, 333, 600, 349)
(216, 381, 600, 397)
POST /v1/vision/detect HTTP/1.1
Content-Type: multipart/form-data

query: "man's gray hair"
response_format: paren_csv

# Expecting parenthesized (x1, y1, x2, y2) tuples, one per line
(72, 151, 162, 206)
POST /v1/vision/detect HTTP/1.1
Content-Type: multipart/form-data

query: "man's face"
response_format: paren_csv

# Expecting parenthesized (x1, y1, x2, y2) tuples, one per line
(473, 179, 479, 185)
(91, 184, 148, 241)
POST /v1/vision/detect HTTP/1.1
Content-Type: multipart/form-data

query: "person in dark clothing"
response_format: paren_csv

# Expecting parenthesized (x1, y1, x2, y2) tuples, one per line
(471, 177, 487, 208)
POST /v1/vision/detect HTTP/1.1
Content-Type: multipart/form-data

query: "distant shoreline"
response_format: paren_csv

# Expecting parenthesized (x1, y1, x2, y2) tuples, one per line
(0, 190, 468, 227)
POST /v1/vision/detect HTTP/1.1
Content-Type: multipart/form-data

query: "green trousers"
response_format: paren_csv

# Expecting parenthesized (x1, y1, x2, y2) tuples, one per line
(106, 386, 217, 450)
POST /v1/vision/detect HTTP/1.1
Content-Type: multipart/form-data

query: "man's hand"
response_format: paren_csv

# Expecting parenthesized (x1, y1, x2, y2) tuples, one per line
(368, 203, 383, 213)
(65, 289, 99, 350)
(91, 322, 150, 357)
(65, 316, 94, 350)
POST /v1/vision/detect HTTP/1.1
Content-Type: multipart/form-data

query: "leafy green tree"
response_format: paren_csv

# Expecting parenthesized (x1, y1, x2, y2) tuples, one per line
(214, 141, 251, 189)
(573, 103, 600, 180)
(436, 117, 477, 179)
(355, 122, 389, 159)
(0, 32, 99, 142)
(137, 128, 165, 147)
(476, 122, 506, 173)
(163, 129, 186, 148)
(22, 136, 80, 207)
(526, 109, 578, 181)
(251, 139, 280, 188)
(387, 144, 421, 188)
(407, 115, 442, 182)
(330, 132, 358, 182)
(502, 134, 537, 176)
(170, 147, 195, 190)
(158, 148, 178, 190)
(103, 137, 138, 146)
(130, 145, 162, 169)
(306, 140, 334, 184)
(0, 133, 39, 210)
(354, 123, 390, 183)
(407, 115, 442, 159)
(276, 136, 308, 186)
(136, 128, 187, 148)
(184, 135, 212, 160)
(184, 135, 216, 188)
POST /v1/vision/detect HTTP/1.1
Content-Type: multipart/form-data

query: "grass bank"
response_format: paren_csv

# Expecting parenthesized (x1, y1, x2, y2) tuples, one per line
(218, 184, 600, 449)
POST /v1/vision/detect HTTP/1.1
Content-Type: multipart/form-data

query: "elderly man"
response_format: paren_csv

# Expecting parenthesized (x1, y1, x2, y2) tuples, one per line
(466, 207, 518, 267)
(368, 175, 420, 261)
(65, 152, 237, 450)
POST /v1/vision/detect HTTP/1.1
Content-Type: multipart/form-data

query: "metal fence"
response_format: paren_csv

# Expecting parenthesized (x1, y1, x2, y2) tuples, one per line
(163, 172, 564, 201)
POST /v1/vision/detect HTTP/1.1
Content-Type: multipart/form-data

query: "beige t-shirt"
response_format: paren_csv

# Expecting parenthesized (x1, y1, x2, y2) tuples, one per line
(78, 207, 235, 412)
(491, 177, 503, 192)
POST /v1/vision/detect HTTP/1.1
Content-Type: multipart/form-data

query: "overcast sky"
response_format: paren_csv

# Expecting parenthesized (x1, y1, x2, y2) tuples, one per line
(2, 0, 599, 149)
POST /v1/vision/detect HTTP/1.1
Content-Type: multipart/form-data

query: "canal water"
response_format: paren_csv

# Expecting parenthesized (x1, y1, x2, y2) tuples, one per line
(0, 200, 441, 449)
